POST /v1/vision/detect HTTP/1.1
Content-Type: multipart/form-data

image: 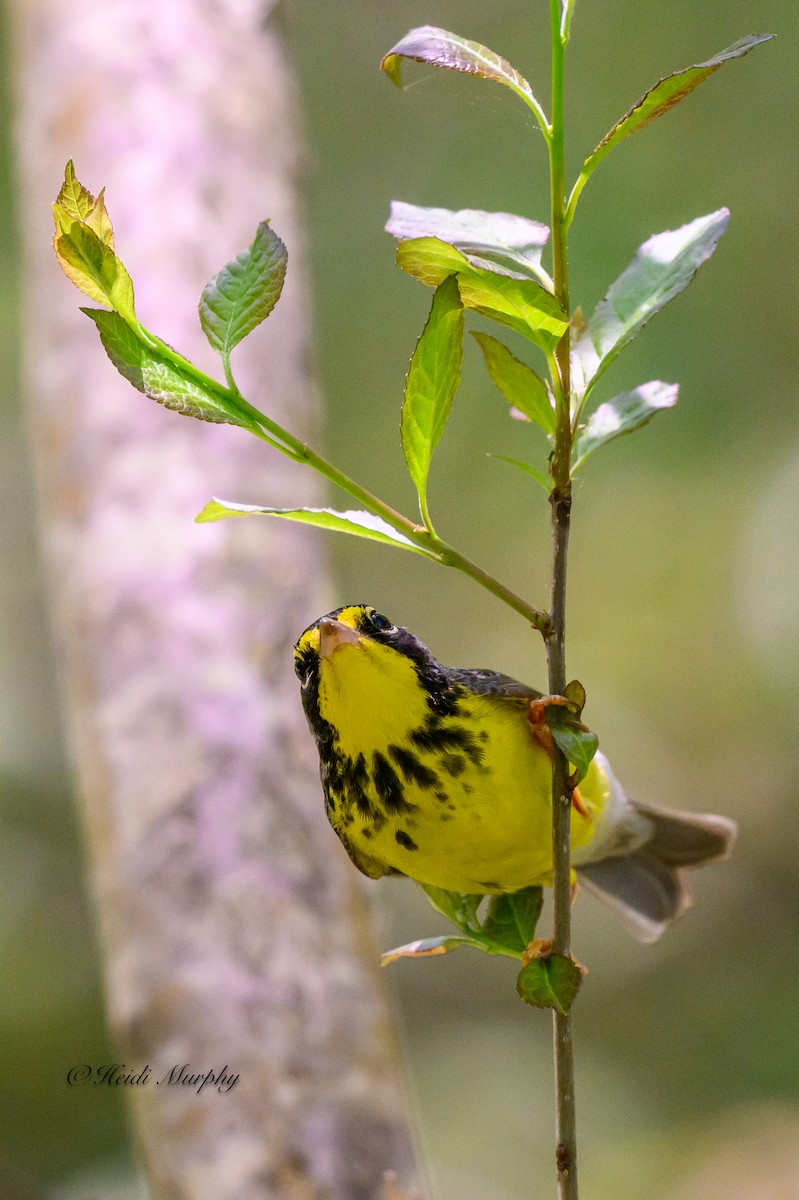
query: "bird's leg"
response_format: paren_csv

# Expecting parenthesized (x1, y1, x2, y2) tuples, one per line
(526, 697, 589, 818)
(527, 695, 570, 752)
(528, 712, 553, 754)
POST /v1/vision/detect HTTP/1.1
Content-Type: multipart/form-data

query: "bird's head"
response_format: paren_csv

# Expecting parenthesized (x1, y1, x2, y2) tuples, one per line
(293, 605, 454, 752)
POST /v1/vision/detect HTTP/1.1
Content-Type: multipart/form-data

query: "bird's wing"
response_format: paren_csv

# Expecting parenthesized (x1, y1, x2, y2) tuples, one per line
(445, 666, 544, 701)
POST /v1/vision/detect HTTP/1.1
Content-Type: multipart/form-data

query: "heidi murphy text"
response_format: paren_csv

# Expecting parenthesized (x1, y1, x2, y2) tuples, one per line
(67, 1064, 239, 1094)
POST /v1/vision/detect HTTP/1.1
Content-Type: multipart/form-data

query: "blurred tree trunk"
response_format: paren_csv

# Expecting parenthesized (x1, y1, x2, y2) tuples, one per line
(15, 1, 419, 1197)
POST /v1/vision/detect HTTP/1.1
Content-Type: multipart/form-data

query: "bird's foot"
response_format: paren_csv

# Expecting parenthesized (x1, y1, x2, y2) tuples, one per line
(521, 936, 589, 978)
(527, 697, 589, 816)
(527, 695, 572, 752)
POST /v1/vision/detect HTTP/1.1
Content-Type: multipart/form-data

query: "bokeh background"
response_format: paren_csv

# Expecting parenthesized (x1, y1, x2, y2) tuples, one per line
(2, 1, 798, 1197)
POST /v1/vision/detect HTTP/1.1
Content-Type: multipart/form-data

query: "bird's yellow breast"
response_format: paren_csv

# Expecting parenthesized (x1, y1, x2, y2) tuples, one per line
(313, 630, 609, 893)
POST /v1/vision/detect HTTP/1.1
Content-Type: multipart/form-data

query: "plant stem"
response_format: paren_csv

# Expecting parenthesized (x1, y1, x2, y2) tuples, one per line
(277, 440, 548, 628)
(547, 4, 578, 1199)
(140, 324, 550, 630)
(294, 442, 552, 628)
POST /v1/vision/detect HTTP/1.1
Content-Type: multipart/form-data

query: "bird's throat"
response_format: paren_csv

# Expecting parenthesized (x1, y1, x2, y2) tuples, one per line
(318, 640, 430, 758)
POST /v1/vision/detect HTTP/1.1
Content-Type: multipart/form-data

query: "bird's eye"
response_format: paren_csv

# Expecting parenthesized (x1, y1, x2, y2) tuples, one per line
(369, 611, 392, 632)
(294, 651, 314, 683)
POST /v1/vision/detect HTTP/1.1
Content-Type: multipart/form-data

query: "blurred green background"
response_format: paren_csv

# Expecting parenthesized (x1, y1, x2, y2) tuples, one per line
(2, 1, 798, 1197)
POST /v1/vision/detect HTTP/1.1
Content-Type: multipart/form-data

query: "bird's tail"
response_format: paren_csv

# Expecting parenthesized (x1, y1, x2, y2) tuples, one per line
(577, 802, 737, 942)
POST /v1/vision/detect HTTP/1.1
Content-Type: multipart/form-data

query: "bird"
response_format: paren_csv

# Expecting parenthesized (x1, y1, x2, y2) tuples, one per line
(293, 604, 736, 942)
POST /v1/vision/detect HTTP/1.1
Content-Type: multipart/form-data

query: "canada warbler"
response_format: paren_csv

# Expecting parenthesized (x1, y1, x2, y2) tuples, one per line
(294, 604, 735, 941)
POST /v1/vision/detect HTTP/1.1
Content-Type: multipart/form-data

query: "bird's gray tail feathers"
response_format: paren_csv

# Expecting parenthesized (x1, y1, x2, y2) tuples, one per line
(577, 802, 737, 943)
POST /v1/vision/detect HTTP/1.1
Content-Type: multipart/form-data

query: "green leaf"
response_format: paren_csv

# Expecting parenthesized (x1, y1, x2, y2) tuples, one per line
(53, 161, 96, 224)
(472, 332, 554, 433)
(411, 885, 544, 962)
(52, 164, 132, 319)
(580, 36, 774, 187)
(482, 888, 543, 954)
(195, 501, 441, 559)
(381, 935, 484, 967)
(491, 455, 550, 494)
(82, 190, 115, 248)
(546, 709, 599, 785)
(401, 276, 464, 525)
(418, 884, 483, 933)
(516, 953, 583, 1014)
(562, 680, 587, 715)
(199, 220, 287, 358)
(572, 210, 729, 394)
(387, 201, 550, 287)
(82, 309, 246, 426)
(398, 237, 567, 351)
(55, 222, 136, 324)
(53, 161, 115, 247)
(573, 381, 678, 471)
(381, 25, 540, 113)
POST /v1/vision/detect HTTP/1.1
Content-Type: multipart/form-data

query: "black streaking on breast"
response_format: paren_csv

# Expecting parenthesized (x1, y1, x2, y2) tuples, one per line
(410, 718, 485, 767)
(394, 829, 418, 851)
(388, 744, 439, 789)
(372, 752, 416, 815)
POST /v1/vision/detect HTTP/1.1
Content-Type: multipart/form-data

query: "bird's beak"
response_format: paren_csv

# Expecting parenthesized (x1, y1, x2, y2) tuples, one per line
(319, 617, 361, 659)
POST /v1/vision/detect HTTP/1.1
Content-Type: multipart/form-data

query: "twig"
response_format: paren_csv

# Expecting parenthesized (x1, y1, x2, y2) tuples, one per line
(546, 2, 579, 1196)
